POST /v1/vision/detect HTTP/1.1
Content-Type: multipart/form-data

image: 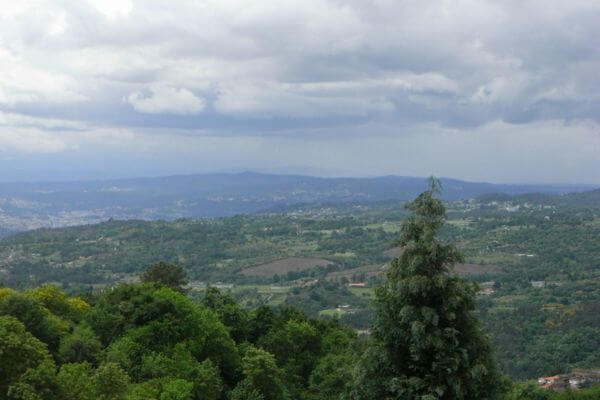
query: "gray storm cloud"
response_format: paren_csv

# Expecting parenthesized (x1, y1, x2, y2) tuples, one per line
(0, 0, 599, 183)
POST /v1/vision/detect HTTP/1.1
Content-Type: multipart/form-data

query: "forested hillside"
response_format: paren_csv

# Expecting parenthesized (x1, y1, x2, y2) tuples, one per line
(3, 282, 600, 400)
(2, 191, 600, 381)
(0, 172, 593, 232)
(3, 185, 600, 399)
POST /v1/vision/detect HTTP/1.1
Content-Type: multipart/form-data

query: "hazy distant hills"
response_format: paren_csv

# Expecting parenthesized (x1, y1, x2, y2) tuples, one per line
(0, 171, 596, 233)
(476, 188, 600, 208)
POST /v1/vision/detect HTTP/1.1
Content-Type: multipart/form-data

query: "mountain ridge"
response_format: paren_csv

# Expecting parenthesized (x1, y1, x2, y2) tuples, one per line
(0, 171, 596, 233)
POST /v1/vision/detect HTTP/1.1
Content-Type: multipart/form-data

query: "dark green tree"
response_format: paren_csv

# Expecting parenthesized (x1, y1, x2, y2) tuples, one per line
(7, 359, 58, 400)
(504, 382, 551, 400)
(239, 347, 288, 400)
(201, 288, 250, 342)
(308, 353, 353, 399)
(0, 316, 53, 397)
(141, 262, 188, 292)
(58, 324, 102, 364)
(229, 380, 265, 400)
(352, 179, 501, 400)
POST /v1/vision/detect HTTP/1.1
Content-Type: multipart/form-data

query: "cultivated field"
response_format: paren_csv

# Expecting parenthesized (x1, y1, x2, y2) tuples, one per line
(239, 257, 334, 277)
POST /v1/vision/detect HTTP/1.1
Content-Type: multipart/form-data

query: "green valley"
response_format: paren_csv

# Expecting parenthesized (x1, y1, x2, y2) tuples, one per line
(2, 191, 600, 383)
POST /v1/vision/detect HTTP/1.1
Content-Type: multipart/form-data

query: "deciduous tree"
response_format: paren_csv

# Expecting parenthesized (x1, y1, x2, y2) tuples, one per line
(141, 262, 188, 292)
(0, 316, 52, 396)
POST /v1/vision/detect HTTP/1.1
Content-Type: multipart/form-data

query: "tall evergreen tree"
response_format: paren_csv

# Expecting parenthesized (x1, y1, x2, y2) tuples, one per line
(351, 179, 501, 400)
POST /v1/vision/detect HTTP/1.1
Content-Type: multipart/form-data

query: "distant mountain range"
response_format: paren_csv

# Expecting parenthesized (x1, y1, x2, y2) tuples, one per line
(477, 188, 600, 208)
(0, 171, 596, 233)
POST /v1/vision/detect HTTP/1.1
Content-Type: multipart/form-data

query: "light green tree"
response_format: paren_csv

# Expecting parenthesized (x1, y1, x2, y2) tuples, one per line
(0, 316, 52, 396)
(93, 363, 130, 400)
(56, 363, 95, 400)
(0, 294, 65, 354)
(159, 379, 193, 400)
(240, 347, 288, 400)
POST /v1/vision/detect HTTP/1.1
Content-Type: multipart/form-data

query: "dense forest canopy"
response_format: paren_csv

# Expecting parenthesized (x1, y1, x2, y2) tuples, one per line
(0, 281, 359, 400)
(3, 281, 600, 400)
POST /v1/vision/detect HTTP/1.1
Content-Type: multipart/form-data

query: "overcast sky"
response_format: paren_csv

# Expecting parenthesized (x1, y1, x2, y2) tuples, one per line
(1, 0, 599, 183)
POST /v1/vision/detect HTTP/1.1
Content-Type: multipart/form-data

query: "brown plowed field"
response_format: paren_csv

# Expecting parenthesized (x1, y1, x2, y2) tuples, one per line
(239, 257, 334, 277)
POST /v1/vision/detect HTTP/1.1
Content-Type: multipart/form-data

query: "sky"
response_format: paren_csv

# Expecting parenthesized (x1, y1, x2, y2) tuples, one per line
(1, 0, 599, 184)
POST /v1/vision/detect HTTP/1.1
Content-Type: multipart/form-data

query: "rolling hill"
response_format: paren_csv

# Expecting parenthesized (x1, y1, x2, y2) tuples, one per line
(0, 172, 595, 232)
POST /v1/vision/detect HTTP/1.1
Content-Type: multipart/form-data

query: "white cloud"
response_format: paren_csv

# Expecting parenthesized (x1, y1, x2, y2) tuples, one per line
(0, 48, 86, 106)
(126, 86, 206, 114)
(0, 130, 72, 153)
(0, 111, 86, 130)
(215, 81, 395, 117)
(1, 0, 599, 122)
(86, 0, 133, 20)
(0, 0, 599, 182)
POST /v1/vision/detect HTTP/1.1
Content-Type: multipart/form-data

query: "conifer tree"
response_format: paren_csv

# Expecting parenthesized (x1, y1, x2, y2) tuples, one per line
(352, 178, 501, 400)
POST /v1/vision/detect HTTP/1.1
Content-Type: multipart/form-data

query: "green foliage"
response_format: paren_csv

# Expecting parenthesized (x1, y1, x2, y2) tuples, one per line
(139, 348, 223, 400)
(0, 316, 51, 396)
(27, 285, 78, 319)
(87, 284, 239, 389)
(260, 318, 322, 394)
(6, 359, 58, 400)
(159, 379, 193, 400)
(0, 283, 366, 399)
(308, 353, 354, 399)
(56, 363, 95, 400)
(3, 189, 600, 380)
(7, 279, 600, 400)
(125, 382, 160, 400)
(353, 180, 501, 399)
(0, 293, 65, 354)
(11, 192, 600, 380)
(504, 382, 552, 400)
(283, 280, 368, 316)
(58, 324, 101, 364)
(141, 262, 188, 292)
(228, 380, 265, 400)
(93, 362, 130, 400)
(550, 385, 600, 399)
(240, 347, 289, 400)
(202, 287, 250, 342)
